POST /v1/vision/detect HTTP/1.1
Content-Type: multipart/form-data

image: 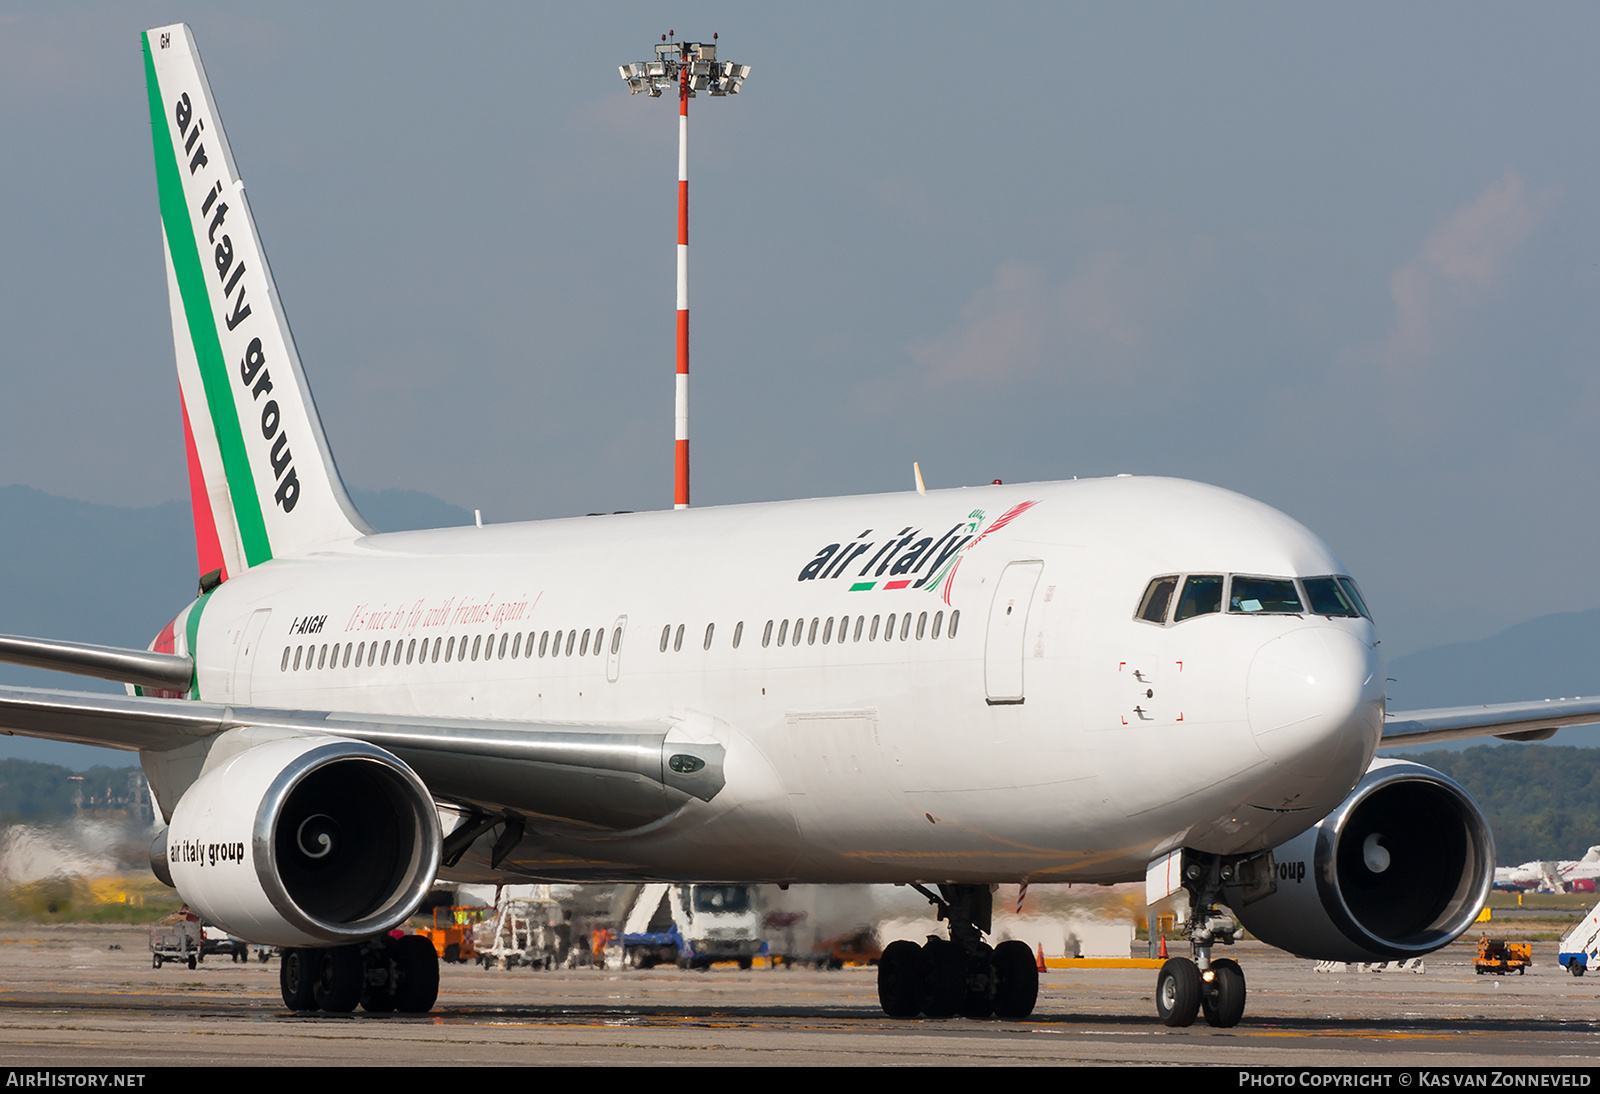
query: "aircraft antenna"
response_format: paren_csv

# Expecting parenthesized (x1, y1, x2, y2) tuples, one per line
(619, 36, 751, 509)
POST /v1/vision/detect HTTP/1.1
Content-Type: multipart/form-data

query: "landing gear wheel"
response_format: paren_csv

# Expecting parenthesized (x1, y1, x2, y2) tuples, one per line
(313, 945, 363, 1013)
(1156, 957, 1201, 1027)
(877, 940, 921, 1018)
(961, 941, 995, 1018)
(917, 938, 967, 1018)
(361, 938, 398, 1013)
(992, 939, 1039, 1019)
(392, 935, 440, 1014)
(279, 947, 317, 1011)
(1200, 958, 1245, 1028)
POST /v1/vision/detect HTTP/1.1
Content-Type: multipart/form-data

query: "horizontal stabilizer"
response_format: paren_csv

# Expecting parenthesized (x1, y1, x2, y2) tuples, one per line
(1381, 696, 1600, 748)
(0, 685, 724, 830)
(0, 634, 193, 692)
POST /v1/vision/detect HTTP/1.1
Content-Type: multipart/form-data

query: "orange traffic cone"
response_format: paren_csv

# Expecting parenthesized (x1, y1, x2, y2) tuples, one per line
(1158, 935, 1168, 959)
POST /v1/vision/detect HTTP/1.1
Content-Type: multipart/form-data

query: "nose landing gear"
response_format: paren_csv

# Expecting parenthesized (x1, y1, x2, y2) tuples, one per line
(875, 884, 1039, 1020)
(1154, 851, 1250, 1028)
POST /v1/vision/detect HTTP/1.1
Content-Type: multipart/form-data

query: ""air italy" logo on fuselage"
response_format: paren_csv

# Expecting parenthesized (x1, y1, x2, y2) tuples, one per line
(795, 500, 1039, 603)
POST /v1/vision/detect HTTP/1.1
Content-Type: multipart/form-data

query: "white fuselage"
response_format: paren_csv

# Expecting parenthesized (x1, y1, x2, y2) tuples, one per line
(183, 476, 1385, 886)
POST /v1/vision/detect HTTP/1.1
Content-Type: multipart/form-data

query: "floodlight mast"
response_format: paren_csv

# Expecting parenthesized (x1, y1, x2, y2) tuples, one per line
(619, 34, 750, 510)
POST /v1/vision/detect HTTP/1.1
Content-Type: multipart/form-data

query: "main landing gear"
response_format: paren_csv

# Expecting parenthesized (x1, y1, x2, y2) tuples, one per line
(876, 884, 1038, 1020)
(1154, 852, 1249, 1029)
(280, 934, 440, 1014)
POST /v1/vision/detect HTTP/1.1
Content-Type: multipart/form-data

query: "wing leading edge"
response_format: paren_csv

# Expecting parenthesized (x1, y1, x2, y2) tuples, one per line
(1382, 696, 1600, 749)
(0, 684, 724, 830)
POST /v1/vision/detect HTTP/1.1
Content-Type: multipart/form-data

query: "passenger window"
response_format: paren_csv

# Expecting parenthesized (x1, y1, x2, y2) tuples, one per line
(281, 647, 291, 671)
(660, 625, 670, 653)
(432, 637, 443, 662)
(406, 638, 417, 664)
(762, 620, 773, 648)
(1228, 576, 1303, 614)
(611, 628, 622, 655)
(808, 618, 819, 645)
(870, 615, 881, 641)
(673, 624, 684, 652)
(900, 613, 913, 641)
(1137, 576, 1179, 624)
(1174, 575, 1224, 622)
(473, 634, 484, 661)
(733, 621, 744, 649)
(777, 619, 789, 646)
(567, 630, 578, 656)
(917, 612, 928, 639)
(511, 633, 521, 659)
(704, 623, 715, 650)
(885, 613, 896, 640)
(381, 640, 391, 666)
(580, 629, 591, 656)
(822, 617, 835, 644)
(539, 631, 550, 657)
(445, 637, 456, 662)
(854, 616, 865, 642)
(933, 611, 943, 639)
(949, 609, 960, 637)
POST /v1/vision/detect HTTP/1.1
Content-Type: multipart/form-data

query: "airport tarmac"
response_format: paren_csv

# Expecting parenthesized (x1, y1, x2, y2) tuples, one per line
(0, 926, 1597, 1067)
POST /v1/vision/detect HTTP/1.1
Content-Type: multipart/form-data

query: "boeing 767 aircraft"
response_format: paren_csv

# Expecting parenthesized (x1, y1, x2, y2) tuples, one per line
(4, 24, 1598, 1026)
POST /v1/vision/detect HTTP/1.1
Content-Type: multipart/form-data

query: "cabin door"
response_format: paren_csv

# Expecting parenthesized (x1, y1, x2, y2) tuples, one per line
(231, 609, 272, 703)
(984, 560, 1043, 704)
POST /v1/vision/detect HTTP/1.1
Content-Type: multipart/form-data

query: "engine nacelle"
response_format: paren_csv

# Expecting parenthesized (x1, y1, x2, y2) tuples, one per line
(163, 735, 442, 947)
(1222, 758, 1493, 962)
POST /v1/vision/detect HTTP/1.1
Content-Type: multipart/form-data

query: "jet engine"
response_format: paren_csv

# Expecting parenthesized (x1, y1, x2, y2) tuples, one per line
(1222, 758, 1493, 963)
(157, 735, 442, 947)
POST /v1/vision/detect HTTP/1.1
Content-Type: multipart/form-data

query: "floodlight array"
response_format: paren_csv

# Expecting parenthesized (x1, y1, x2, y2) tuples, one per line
(618, 42, 749, 97)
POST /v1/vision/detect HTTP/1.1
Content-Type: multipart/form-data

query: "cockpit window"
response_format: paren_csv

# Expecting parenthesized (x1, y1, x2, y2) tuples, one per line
(1336, 576, 1372, 620)
(1174, 575, 1224, 621)
(1303, 576, 1360, 617)
(1228, 576, 1302, 614)
(1136, 576, 1179, 624)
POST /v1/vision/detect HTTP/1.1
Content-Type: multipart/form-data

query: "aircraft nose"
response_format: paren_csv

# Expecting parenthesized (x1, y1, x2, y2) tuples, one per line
(1247, 627, 1382, 777)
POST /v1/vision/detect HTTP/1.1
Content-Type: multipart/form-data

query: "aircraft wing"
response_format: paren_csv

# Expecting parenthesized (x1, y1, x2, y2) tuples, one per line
(0, 684, 724, 830)
(1381, 696, 1600, 748)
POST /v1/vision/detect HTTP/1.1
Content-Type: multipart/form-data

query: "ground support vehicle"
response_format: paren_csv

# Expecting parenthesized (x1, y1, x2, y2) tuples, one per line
(417, 905, 489, 964)
(1558, 899, 1600, 977)
(149, 913, 203, 969)
(477, 888, 561, 970)
(1474, 936, 1531, 975)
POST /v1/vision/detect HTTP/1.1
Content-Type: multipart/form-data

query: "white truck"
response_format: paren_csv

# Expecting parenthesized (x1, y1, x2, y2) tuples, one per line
(1557, 898, 1600, 976)
(620, 884, 764, 969)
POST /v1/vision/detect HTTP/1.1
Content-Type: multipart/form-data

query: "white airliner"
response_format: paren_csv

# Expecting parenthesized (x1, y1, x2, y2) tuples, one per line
(5, 24, 1599, 1026)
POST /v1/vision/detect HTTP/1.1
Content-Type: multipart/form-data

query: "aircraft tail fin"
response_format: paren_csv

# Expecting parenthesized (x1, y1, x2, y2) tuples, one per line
(143, 24, 370, 580)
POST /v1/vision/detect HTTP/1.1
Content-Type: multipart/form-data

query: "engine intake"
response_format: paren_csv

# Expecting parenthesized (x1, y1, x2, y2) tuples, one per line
(164, 735, 442, 947)
(1223, 758, 1493, 962)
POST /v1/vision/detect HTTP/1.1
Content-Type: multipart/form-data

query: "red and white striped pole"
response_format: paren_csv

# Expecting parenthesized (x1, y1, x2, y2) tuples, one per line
(674, 65, 691, 510)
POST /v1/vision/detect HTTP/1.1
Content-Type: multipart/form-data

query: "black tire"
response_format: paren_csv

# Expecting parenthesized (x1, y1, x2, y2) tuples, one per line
(961, 942, 995, 1019)
(392, 935, 440, 1014)
(1200, 958, 1246, 1028)
(917, 938, 967, 1019)
(1571, 961, 1586, 978)
(992, 939, 1039, 1020)
(279, 948, 317, 1011)
(361, 938, 398, 1013)
(1156, 957, 1201, 1027)
(443, 943, 461, 964)
(187, 955, 197, 970)
(877, 940, 922, 1018)
(152, 954, 161, 969)
(313, 945, 363, 1013)
(738, 957, 753, 971)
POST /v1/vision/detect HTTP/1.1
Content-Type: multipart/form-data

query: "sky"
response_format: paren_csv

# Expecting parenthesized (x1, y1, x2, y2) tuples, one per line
(2, 2, 1598, 659)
